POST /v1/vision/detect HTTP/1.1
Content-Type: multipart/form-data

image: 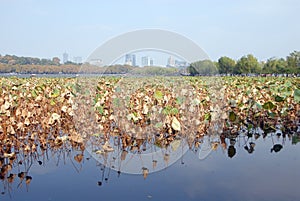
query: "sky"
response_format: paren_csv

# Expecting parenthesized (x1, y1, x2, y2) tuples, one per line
(0, 0, 299, 63)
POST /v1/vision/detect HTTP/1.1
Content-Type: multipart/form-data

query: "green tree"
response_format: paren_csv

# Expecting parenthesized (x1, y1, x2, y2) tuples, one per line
(286, 51, 300, 73)
(263, 58, 287, 73)
(187, 60, 218, 75)
(218, 56, 236, 74)
(236, 54, 260, 74)
(52, 57, 61, 65)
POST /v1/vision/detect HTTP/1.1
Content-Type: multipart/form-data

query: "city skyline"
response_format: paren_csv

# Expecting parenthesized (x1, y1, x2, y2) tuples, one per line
(117, 51, 188, 67)
(61, 52, 82, 64)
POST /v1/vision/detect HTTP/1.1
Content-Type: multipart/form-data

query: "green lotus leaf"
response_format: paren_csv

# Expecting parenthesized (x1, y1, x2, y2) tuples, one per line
(51, 88, 60, 98)
(274, 95, 284, 102)
(176, 97, 184, 105)
(204, 112, 211, 121)
(292, 135, 300, 145)
(50, 99, 56, 106)
(262, 101, 275, 110)
(162, 105, 172, 115)
(31, 90, 38, 98)
(294, 89, 300, 103)
(154, 90, 163, 100)
(255, 102, 262, 110)
(267, 111, 276, 118)
(170, 108, 179, 115)
(154, 122, 163, 128)
(96, 106, 104, 115)
(229, 111, 237, 122)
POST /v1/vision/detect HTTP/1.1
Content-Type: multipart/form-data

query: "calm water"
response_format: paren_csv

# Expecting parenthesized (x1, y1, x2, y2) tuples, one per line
(2, 133, 300, 201)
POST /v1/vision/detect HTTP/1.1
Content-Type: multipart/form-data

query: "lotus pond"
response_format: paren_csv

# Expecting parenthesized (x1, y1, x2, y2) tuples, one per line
(0, 76, 300, 201)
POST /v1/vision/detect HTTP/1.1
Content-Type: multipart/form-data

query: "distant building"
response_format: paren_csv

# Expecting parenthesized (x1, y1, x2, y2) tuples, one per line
(124, 54, 137, 66)
(175, 60, 188, 67)
(167, 56, 175, 67)
(63, 52, 69, 64)
(132, 54, 136, 66)
(150, 58, 154, 66)
(142, 56, 151, 67)
(141, 56, 154, 67)
(89, 59, 103, 66)
(125, 54, 132, 65)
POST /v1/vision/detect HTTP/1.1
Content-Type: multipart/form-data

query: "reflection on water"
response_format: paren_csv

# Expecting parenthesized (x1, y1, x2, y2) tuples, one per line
(1, 122, 300, 200)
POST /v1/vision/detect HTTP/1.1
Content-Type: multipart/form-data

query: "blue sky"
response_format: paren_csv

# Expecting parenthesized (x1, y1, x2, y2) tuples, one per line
(0, 0, 299, 62)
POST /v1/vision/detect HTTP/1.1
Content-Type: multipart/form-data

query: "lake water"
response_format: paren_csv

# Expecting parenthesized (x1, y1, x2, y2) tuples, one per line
(2, 132, 300, 201)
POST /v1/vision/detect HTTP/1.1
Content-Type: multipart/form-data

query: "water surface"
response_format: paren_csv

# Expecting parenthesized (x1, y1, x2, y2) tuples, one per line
(2, 133, 300, 201)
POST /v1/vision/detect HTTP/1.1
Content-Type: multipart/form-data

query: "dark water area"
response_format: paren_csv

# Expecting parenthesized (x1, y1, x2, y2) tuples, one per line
(2, 132, 300, 201)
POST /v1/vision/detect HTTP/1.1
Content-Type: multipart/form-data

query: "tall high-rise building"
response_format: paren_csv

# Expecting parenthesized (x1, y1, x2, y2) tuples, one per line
(141, 56, 150, 67)
(125, 54, 132, 65)
(167, 56, 175, 67)
(150, 58, 154, 66)
(124, 54, 137, 66)
(63, 52, 69, 64)
(132, 54, 136, 66)
(141, 56, 154, 67)
(175, 60, 188, 67)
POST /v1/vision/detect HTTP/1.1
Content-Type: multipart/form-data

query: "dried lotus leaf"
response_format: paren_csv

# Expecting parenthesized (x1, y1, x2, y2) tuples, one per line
(24, 118, 30, 126)
(7, 125, 16, 135)
(171, 117, 181, 131)
(74, 154, 84, 163)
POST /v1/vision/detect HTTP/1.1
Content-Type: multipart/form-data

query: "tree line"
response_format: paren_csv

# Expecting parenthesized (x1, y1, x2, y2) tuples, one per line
(189, 51, 300, 75)
(0, 54, 64, 66)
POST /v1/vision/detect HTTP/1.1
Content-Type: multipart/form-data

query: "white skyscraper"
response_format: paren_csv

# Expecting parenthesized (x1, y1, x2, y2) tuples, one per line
(132, 54, 136, 66)
(63, 52, 69, 64)
(167, 56, 175, 67)
(141, 56, 150, 67)
(150, 58, 154, 66)
(141, 56, 154, 67)
(125, 54, 132, 65)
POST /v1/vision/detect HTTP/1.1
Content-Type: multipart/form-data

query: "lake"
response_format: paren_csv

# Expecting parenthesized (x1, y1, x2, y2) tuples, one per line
(2, 131, 300, 201)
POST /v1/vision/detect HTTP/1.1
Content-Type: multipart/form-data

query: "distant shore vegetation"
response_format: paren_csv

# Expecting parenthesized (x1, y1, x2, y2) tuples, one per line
(0, 51, 299, 75)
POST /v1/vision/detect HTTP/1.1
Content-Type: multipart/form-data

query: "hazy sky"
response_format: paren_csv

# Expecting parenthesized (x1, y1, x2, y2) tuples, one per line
(0, 0, 299, 62)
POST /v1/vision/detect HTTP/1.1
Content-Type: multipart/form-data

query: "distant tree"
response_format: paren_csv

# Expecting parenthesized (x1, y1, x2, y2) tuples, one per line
(218, 56, 236, 74)
(130, 66, 177, 75)
(236, 54, 260, 74)
(187, 65, 199, 76)
(64, 61, 79, 65)
(31, 57, 41, 65)
(42, 58, 50, 65)
(104, 65, 134, 74)
(0, 55, 12, 64)
(187, 60, 218, 75)
(263, 58, 288, 73)
(52, 57, 61, 65)
(8, 59, 17, 65)
(18, 56, 30, 65)
(286, 51, 300, 73)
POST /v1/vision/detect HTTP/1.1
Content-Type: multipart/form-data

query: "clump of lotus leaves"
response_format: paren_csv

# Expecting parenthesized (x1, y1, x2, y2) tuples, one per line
(0, 76, 299, 188)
